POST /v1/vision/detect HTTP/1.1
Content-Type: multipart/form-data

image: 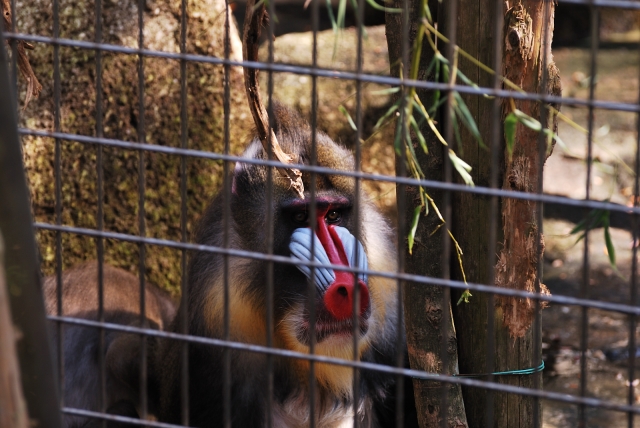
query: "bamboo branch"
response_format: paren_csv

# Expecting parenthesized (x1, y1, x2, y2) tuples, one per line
(242, 0, 304, 199)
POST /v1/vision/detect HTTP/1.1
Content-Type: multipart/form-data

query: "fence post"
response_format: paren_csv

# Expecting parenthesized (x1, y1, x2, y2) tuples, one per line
(0, 232, 29, 428)
(0, 31, 62, 428)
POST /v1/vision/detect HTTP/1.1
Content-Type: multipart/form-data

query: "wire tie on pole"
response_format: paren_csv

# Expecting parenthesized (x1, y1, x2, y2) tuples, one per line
(411, 361, 545, 379)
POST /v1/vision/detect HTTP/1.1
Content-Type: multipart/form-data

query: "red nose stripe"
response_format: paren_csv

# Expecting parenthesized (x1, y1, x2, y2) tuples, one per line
(316, 207, 370, 321)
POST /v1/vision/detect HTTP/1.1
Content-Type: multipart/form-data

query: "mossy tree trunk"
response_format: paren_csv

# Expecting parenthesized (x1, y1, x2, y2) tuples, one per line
(15, 0, 250, 293)
(386, 2, 468, 427)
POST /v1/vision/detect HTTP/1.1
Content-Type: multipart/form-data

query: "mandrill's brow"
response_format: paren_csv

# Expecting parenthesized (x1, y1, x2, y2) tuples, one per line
(281, 196, 351, 212)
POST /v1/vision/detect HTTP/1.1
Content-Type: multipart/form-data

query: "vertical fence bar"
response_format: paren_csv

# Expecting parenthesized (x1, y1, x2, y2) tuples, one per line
(395, 0, 410, 426)
(0, 33, 62, 428)
(179, 0, 189, 423)
(307, 0, 320, 426)
(442, 0, 459, 425)
(179, 17, 190, 428)
(94, 0, 107, 424)
(579, 2, 599, 426)
(52, 0, 64, 414)
(222, 1, 232, 428)
(533, 2, 554, 426)
(485, 0, 505, 425)
(352, 0, 365, 425)
(628, 9, 640, 427)
(136, 0, 148, 420)
(265, 2, 277, 426)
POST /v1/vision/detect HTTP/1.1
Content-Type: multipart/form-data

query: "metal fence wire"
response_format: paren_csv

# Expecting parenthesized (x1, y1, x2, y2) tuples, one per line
(2, 0, 640, 427)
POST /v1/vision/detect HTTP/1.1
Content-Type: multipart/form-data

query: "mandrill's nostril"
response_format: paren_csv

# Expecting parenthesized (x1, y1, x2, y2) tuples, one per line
(323, 277, 370, 321)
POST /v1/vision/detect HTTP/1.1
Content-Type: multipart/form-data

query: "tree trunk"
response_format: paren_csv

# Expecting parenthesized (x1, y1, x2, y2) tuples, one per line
(0, 232, 29, 428)
(386, 3, 468, 427)
(449, 0, 499, 426)
(492, 2, 559, 426)
(453, 1, 560, 427)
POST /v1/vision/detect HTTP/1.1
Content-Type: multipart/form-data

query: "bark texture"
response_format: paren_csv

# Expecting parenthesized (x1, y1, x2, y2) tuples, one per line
(496, 1, 558, 338)
(386, 2, 468, 427)
(16, 0, 250, 293)
(493, 2, 559, 427)
(449, 0, 497, 425)
(0, 233, 29, 428)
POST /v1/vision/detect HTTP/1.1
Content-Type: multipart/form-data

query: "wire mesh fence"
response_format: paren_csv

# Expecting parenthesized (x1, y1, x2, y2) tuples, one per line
(2, 0, 640, 427)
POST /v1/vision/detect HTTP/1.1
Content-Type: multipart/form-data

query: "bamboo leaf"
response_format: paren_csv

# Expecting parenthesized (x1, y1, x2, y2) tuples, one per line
(449, 150, 474, 186)
(513, 109, 542, 132)
(408, 205, 421, 254)
(369, 87, 400, 96)
(374, 101, 399, 131)
(423, 0, 432, 22)
(326, 0, 338, 32)
(505, 112, 518, 160)
(339, 105, 357, 131)
(337, 0, 347, 30)
(603, 214, 616, 266)
(364, 0, 402, 13)
(457, 290, 472, 305)
(430, 57, 442, 115)
(455, 69, 481, 91)
(393, 114, 403, 156)
(451, 107, 462, 147)
(453, 92, 485, 148)
(410, 115, 428, 154)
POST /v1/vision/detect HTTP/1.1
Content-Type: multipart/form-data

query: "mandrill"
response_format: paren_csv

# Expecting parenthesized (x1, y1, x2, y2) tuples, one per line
(158, 102, 404, 427)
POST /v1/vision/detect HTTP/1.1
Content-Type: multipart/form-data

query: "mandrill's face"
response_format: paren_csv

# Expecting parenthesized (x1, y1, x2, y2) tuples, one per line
(284, 196, 371, 346)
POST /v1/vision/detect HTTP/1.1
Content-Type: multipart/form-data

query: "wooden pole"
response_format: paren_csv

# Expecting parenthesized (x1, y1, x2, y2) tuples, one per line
(0, 232, 29, 428)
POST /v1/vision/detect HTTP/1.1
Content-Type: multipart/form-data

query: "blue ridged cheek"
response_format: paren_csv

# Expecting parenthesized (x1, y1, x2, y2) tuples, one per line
(289, 226, 368, 288)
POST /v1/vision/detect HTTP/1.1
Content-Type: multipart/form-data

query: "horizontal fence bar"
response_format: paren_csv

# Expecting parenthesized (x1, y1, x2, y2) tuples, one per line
(558, 0, 640, 10)
(35, 222, 640, 316)
(20, 128, 640, 216)
(4, 32, 640, 113)
(62, 408, 185, 428)
(48, 314, 640, 416)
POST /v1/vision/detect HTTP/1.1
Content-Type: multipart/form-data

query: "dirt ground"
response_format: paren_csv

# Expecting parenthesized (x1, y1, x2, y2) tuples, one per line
(541, 46, 640, 427)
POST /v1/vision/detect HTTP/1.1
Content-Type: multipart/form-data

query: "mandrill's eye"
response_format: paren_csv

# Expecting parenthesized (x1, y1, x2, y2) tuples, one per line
(292, 211, 309, 224)
(326, 210, 341, 224)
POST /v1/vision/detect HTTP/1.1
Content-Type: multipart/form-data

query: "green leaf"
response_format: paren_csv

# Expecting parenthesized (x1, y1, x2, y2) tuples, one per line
(408, 205, 421, 254)
(603, 214, 616, 266)
(457, 290, 472, 305)
(410, 115, 428, 154)
(364, 0, 402, 13)
(453, 92, 485, 148)
(449, 150, 474, 186)
(513, 109, 542, 132)
(369, 87, 400, 96)
(423, 0, 432, 22)
(430, 58, 442, 115)
(326, 0, 338, 32)
(455, 69, 481, 91)
(451, 107, 462, 147)
(339, 105, 357, 131)
(393, 114, 403, 156)
(374, 101, 399, 131)
(504, 112, 518, 160)
(435, 52, 449, 65)
(337, 0, 347, 30)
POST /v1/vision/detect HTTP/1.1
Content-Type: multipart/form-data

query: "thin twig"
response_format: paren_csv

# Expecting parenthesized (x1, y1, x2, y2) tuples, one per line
(2, 0, 42, 109)
(242, 0, 304, 198)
